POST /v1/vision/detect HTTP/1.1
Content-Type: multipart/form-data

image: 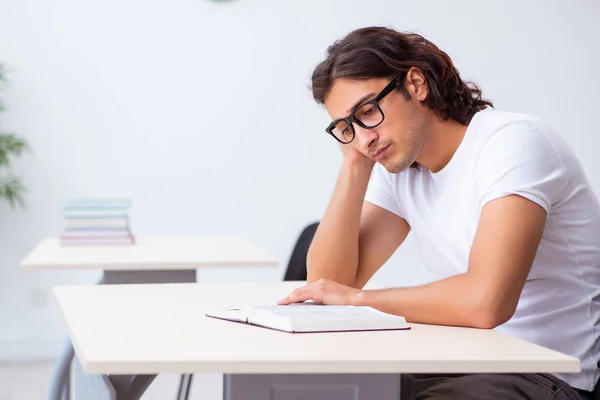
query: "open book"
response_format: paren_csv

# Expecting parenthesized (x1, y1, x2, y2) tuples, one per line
(205, 303, 410, 333)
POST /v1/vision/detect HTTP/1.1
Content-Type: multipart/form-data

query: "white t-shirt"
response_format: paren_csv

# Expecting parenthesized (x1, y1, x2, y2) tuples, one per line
(364, 108, 600, 391)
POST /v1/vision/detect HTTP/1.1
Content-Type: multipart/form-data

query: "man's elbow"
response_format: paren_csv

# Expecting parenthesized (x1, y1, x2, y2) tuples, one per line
(468, 301, 516, 329)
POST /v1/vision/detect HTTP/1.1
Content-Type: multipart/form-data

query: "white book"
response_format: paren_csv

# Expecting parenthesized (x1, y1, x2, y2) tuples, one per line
(205, 303, 409, 333)
(62, 210, 130, 217)
(61, 229, 131, 238)
(64, 218, 130, 228)
(63, 198, 132, 207)
(59, 239, 135, 246)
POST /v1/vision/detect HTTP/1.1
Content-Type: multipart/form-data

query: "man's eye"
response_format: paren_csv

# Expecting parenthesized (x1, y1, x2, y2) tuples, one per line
(357, 106, 375, 118)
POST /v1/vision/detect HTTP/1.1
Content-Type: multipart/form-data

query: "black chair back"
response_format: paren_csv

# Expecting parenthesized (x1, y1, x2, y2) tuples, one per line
(283, 222, 319, 281)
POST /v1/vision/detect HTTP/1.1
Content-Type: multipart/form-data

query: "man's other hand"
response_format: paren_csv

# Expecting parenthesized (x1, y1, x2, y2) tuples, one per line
(278, 278, 362, 306)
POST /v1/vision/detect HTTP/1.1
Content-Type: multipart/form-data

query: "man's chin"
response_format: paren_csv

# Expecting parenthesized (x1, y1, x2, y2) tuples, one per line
(380, 159, 411, 174)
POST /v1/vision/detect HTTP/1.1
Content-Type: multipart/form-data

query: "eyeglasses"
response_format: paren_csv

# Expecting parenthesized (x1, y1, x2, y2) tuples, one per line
(325, 78, 399, 144)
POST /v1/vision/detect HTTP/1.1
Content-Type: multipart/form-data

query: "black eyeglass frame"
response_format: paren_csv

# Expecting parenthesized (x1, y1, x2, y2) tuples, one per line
(325, 77, 400, 144)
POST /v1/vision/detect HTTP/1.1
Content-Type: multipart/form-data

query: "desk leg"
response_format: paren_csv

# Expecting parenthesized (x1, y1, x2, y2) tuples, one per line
(176, 374, 193, 400)
(108, 375, 156, 400)
(72, 362, 155, 400)
(72, 357, 116, 400)
(47, 338, 74, 400)
(64, 367, 71, 400)
(61, 269, 197, 400)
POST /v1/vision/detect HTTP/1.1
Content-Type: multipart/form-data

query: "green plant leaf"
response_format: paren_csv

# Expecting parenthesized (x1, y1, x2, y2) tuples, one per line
(0, 64, 4, 114)
(0, 63, 28, 209)
(0, 133, 28, 166)
(0, 174, 26, 209)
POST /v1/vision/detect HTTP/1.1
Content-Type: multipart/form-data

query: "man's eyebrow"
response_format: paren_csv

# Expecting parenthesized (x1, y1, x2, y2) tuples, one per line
(347, 93, 375, 114)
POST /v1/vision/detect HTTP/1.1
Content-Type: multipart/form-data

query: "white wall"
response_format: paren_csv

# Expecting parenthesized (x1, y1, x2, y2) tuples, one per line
(0, 0, 598, 360)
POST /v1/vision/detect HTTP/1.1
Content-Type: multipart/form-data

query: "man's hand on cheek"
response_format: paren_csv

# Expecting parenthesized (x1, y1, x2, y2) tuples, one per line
(339, 143, 375, 171)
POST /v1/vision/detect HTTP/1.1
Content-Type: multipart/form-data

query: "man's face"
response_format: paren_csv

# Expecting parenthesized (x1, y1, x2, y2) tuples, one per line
(324, 76, 430, 173)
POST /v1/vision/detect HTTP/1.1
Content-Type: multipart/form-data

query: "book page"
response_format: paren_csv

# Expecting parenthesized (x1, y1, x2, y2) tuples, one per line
(246, 304, 397, 320)
(206, 304, 409, 333)
(205, 307, 246, 322)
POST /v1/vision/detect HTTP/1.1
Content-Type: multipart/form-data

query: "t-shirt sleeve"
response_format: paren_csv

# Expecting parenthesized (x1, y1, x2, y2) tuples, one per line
(475, 122, 568, 214)
(364, 163, 405, 218)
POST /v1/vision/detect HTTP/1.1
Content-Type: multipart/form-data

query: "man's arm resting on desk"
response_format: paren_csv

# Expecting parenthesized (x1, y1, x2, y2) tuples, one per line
(308, 197, 410, 289)
(280, 195, 547, 329)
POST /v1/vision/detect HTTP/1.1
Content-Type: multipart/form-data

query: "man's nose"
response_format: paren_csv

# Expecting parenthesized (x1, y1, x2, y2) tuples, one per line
(355, 126, 378, 151)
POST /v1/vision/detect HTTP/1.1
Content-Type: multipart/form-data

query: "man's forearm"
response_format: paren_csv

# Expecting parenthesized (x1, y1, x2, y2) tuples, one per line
(306, 162, 372, 286)
(356, 272, 510, 329)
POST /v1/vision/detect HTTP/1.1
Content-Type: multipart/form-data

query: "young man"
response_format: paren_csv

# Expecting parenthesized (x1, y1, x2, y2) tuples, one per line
(278, 26, 600, 399)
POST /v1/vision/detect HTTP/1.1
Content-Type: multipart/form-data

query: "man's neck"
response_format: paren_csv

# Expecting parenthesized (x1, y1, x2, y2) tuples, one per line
(416, 117, 469, 173)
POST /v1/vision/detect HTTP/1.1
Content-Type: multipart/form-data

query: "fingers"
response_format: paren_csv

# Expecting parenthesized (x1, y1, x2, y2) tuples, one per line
(278, 284, 315, 305)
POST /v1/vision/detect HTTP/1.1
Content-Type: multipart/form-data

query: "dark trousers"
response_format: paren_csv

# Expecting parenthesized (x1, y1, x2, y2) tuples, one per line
(401, 373, 594, 400)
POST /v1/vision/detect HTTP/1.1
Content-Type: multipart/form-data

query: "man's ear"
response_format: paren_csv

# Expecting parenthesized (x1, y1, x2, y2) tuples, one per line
(405, 67, 428, 102)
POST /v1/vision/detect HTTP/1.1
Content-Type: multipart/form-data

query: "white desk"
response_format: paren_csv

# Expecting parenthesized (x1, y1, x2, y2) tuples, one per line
(54, 281, 580, 399)
(20, 236, 278, 271)
(21, 236, 279, 400)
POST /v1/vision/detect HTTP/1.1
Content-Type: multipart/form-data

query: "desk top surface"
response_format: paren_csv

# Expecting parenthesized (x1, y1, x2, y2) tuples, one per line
(54, 281, 580, 375)
(20, 236, 279, 270)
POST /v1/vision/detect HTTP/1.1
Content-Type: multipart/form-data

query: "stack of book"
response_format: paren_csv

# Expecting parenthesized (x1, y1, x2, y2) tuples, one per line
(60, 198, 135, 246)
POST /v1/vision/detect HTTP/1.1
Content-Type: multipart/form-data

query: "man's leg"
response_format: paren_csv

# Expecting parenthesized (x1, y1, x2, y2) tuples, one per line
(401, 373, 586, 400)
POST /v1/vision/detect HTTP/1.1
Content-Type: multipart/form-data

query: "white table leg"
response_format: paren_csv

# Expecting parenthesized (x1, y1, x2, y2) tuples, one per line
(63, 365, 71, 400)
(73, 357, 116, 400)
(47, 338, 74, 400)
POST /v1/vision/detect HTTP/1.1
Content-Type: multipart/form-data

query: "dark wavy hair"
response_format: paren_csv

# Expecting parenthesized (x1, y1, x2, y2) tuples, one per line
(311, 26, 493, 125)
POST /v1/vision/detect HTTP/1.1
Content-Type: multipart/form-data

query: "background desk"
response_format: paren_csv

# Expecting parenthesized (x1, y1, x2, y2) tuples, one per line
(54, 281, 580, 400)
(21, 236, 279, 400)
(20, 235, 278, 278)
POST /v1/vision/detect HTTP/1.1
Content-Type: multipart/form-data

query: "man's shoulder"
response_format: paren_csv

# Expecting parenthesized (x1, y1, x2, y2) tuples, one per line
(470, 108, 560, 152)
(471, 108, 579, 199)
(473, 108, 547, 136)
